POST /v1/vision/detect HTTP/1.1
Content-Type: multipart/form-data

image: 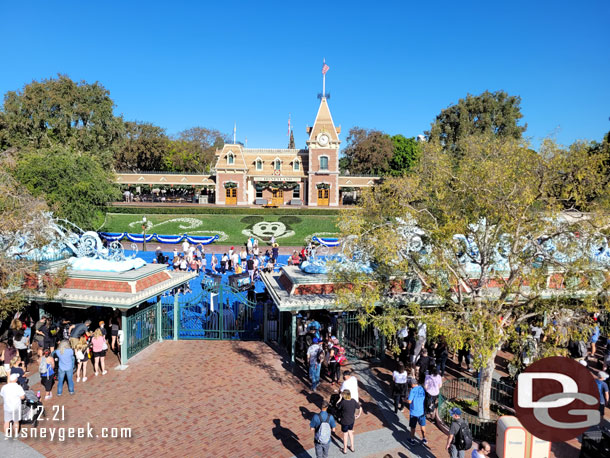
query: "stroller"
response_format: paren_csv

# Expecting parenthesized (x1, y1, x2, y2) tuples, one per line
(328, 393, 342, 424)
(20, 390, 43, 427)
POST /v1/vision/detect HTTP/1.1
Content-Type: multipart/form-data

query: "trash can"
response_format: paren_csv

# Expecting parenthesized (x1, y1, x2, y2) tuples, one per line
(496, 416, 527, 458)
(526, 433, 550, 458)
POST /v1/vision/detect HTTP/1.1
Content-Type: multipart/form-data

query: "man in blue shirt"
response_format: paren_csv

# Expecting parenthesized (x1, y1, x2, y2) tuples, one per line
(309, 401, 337, 458)
(407, 378, 427, 445)
(595, 371, 609, 423)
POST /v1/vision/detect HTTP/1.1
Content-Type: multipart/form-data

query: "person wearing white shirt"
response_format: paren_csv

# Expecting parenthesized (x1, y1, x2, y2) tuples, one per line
(340, 370, 359, 403)
(231, 252, 240, 271)
(471, 441, 491, 457)
(392, 362, 408, 412)
(181, 240, 190, 254)
(1, 373, 25, 436)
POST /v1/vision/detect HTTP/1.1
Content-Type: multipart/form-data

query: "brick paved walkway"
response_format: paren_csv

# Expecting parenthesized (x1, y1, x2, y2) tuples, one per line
(15, 341, 386, 458)
(1, 340, 602, 457)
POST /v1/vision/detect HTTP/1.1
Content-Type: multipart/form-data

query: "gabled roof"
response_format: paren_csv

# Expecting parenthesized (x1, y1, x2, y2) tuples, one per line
(215, 144, 248, 170)
(307, 97, 340, 144)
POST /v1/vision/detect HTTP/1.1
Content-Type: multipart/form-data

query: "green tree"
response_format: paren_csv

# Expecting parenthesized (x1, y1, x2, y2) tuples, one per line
(174, 127, 227, 172)
(116, 121, 169, 171)
(333, 134, 609, 419)
(0, 150, 57, 320)
(15, 146, 120, 229)
(389, 135, 420, 176)
(289, 130, 295, 149)
(1, 74, 124, 166)
(342, 127, 394, 175)
(427, 90, 526, 160)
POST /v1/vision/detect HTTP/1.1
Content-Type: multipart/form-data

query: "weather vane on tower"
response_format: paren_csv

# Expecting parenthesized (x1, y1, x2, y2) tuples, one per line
(318, 59, 330, 100)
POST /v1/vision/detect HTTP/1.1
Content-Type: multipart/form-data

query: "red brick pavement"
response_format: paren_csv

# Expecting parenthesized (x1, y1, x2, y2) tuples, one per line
(20, 341, 385, 458)
(4, 340, 599, 457)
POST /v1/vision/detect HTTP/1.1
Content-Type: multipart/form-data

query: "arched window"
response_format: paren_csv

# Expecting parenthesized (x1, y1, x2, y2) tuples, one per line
(256, 159, 263, 171)
(274, 159, 281, 170)
(227, 152, 234, 165)
(319, 156, 329, 170)
(293, 160, 300, 171)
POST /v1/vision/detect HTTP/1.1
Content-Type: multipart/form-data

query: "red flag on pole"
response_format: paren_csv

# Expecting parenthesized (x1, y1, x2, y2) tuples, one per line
(322, 62, 329, 75)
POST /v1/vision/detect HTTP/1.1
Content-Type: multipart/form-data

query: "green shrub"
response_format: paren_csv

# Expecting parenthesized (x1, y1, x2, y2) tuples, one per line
(106, 206, 345, 216)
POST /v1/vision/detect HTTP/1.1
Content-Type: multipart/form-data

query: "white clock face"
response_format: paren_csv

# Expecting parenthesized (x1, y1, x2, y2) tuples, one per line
(318, 133, 329, 146)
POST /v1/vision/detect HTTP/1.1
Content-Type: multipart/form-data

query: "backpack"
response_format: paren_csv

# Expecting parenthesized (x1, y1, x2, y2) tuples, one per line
(454, 419, 473, 451)
(314, 413, 332, 444)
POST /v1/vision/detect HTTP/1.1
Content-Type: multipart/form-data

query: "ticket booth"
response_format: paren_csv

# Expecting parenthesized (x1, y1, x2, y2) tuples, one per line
(496, 416, 527, 458)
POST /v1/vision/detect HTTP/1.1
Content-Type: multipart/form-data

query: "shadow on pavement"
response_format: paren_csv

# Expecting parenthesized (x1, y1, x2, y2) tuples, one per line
(272, 418, 309, 457)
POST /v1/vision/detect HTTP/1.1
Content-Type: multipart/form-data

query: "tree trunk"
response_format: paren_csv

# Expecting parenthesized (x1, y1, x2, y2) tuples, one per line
(478, 347, 499, 420)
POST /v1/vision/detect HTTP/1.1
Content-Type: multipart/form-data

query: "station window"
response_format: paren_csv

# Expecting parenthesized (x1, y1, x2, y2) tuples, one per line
(319, 156, 328, 170)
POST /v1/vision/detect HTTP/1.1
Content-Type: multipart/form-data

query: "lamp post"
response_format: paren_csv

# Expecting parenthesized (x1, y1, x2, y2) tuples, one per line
(142, 216, 147, 252)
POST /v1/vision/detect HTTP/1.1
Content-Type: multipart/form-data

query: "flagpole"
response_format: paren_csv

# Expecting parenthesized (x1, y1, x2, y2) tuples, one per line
(322, 58, 326, 98)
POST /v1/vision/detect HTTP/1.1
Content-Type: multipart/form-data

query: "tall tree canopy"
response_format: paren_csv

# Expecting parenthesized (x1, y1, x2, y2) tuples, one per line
(115, 121, 169, 172)
(0, 150, 54, 320)
(389, 134, 420, 176)
(173, 127, 227, 173)
(342, 127, 394, 175)
(334, 134, 610, 419)
(342, 128, 421, 176)
(15, 146, 120, 229)
(1, 74, 124, 166)
(427, 90, 526, 159)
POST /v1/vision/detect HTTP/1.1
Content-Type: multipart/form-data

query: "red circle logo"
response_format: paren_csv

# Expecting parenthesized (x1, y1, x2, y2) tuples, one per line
(514, 356, 599, 442)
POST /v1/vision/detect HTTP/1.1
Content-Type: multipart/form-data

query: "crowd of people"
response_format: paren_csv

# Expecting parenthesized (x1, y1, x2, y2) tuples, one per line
(0, 313, 120, 436)
(154, 237, 318, 286)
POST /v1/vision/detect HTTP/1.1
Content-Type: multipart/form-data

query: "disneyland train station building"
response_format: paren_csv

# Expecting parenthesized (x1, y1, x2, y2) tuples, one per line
(115, 97, 380, 207)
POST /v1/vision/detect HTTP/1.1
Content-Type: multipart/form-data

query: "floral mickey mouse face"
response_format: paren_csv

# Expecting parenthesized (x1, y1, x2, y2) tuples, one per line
(241, 216, 301, 241)
(252, 221, 287, 238)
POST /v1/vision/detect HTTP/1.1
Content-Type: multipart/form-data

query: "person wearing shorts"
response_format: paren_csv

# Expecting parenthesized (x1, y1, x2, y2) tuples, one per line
(1, 373, 25, 437)
(407, 378, 428, 445)
(337, 389, 362, 454)
(110, 318, 119, 352)
(91, 329, 108, 376)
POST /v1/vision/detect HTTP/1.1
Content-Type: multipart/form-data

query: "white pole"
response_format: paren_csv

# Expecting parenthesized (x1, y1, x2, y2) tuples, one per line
(322, 58, 326, 98)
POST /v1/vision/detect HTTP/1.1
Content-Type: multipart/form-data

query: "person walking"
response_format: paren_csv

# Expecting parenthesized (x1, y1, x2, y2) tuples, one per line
(340, 370, 359, 403)
(337, 389, 362, 454)
(91, 329, 108, 376)
(435, 336, 449, 377)
(595, 371, 609, 423)
(309, 401, 337, 458)
(1, 373, 25, 437)
(407, 378, 427, 445)
(392, 362, 409, 413)
(471, 441, 491, 457)
(424, 366, 443, 416)
(446, 407, 473, 458)
(308, 339, 323, 391)
(55, 340, 75, 396)
(73, 337, 89, 382)
(39, 350, 55, 400)
(327, 342, 341, 386)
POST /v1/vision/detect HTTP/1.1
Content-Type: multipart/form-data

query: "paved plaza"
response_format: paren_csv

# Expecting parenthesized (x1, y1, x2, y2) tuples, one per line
(0, 340, 600, 457)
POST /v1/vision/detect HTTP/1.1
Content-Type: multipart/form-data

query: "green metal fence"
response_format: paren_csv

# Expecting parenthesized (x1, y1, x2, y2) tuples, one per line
(160, 295, 175, 340)
(337, 312, 385, 360)
(126, 302, 158, 359)
(437, 376, 515, 443)
(158, 281, 261, 340)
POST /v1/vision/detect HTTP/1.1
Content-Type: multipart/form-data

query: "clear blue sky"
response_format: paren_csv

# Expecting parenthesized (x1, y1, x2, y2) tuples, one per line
(1, 1, 608, 150)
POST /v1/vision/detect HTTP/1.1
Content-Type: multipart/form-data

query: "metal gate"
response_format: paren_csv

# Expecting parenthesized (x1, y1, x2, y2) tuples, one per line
(160, 282, 262, 340)
(338, 312, 385, 360)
